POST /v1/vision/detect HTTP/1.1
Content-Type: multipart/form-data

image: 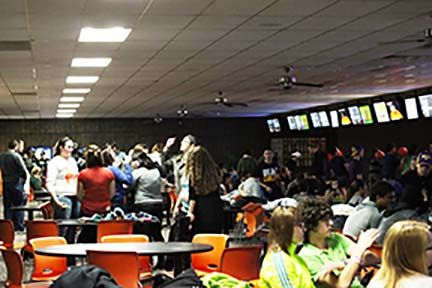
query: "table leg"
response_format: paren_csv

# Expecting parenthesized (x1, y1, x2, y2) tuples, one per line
(173, 253, 191, 277)
(28, 210, 34, 221)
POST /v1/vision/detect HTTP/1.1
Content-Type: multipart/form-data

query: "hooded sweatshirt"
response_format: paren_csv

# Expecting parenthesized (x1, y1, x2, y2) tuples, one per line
(342, 197, 382, 239)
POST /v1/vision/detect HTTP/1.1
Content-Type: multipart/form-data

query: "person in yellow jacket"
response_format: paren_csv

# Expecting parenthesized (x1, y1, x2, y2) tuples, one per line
(259, 206, 316, 288)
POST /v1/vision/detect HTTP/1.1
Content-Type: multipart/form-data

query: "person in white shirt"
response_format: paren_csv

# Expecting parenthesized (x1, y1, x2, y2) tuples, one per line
(46, 137, 79, 219)
(368, 220, 432, 288)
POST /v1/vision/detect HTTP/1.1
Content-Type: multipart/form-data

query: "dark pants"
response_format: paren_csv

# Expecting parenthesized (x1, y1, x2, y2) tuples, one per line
(3, 180, 26, 231)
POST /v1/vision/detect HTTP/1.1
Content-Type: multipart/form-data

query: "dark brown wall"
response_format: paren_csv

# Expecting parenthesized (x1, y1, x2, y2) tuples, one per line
(0, 118, 270, 166)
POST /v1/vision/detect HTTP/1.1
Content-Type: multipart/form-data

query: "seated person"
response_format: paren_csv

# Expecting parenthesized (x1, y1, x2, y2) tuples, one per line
(299, 198, 379, 288)
(324, 177, 348, 204)
(348, 180, 367, 207)
(231, 155, 266, 208)
(343, 181, 395, 239)
(368, 220, 432, 287)
(260, 206, 315, 288)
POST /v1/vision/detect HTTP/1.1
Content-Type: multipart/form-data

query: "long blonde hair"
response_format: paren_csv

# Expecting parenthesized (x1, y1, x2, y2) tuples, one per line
(374, 220, 430, 288)
(186, 146, 220, 196)
(269, 206, 299, 254)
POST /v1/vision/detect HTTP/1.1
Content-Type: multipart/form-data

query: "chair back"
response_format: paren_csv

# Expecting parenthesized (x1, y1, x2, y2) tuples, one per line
(1, 249, 23, 288)
(191, 234, 228, 272)
(101, 234, 151, 273)
(87, 250, 140, 288)
(0, 219, 15, 249)
(40, 201, 55, 219)
(220, 245, 262, 280)
(25, 220, 59, 253)
(30, 236, 67, 281)
(97, 220, 134, 243)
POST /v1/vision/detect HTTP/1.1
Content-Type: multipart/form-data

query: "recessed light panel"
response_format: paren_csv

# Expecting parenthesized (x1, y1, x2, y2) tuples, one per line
(78, 27, 132, 42)
(63, 88, 91, 94)
(60, 97, 85, 102)
(66, 76, 99, 84)
(71, 57, 112, 67)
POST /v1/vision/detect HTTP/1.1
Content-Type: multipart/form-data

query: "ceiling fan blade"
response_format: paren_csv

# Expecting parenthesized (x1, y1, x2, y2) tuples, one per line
(293, 82, 324, 88)
(379, 38, 427, 45)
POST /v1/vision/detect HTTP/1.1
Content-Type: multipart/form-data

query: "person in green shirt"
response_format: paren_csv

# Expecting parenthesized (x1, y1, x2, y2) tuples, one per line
(298, 198, 380, 288)
(260, 206, 316, 288)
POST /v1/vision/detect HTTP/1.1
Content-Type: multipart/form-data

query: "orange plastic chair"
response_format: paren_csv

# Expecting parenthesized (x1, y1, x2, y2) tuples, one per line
(30, 236, 67, 281)
(97, 220, 134, 243)
(101, 234, 152, 275)
(242, 203, 266, 238)
(24, 220, 59, 254)
(87, 250, 140, 288)
(0, 219, 15, 249)
(1, 248, 51, 288)
(191, 234, 228, 275)
(220, 245, 262, 281)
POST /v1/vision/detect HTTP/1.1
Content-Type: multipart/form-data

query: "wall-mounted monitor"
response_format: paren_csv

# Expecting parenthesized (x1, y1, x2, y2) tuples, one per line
(267, 118, 281, 133)
(318, 111, 330, 127)
(419, 94, 432, 118)
(287, 116, 298, 130)
(338, 108, 351, 126)
(404, 98, 419, 120)
(330, 110, 339, 128)
(386, 100, 404, 121)
(373, 102, 390, 123)
(348, 106, 362, 125)
(310, 112, 321, 128)
(299, 114, 310, 130)
(359, 105, 373, 125)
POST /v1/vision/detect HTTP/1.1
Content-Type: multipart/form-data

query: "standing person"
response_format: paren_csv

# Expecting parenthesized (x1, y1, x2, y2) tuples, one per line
(348, 145, 364, 185)
(368, 221, 432, 288)
(257, 149, 283, 200)
(101, 147, 133, 210)
(0, 139, 29, 231)
(186, 146, 224, 235)
(77, 145, 115, 216)
(329, 146, 348, 187)
(308, 142, 328, 180)
(382, 144, 400, 180)
(368, 148, 385, 186)
(46, 137, 79, 219)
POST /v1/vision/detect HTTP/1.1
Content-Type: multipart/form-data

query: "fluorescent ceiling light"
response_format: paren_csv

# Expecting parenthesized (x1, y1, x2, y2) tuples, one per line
(71, 57, 112, 67)
(58, 103, 80, 108)
(78, 27, 132, 42)
(63, 88, 91, 94)
(56, 114, 74, 118)
(57, 109, 77, 113)
(66, 76, 99, 84)
(60, 97, 85, 102)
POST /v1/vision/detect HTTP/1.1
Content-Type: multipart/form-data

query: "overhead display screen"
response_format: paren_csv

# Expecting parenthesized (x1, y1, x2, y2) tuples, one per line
(373, 102, 390, 123)
(318, 111, 330, 127)
(299, 114, 310, 130)
(419, 94, 432, 118)
(338, 108, 352, 126)
(330, 110, 339, 128)
(310, 112, 321, 128)
(287, 116, 297, 130)
(359, 105, 373, 124)
(386, 100, 404, 121)
(267, 118, 281, 133)
(404, 98, 419, 120)
(348, 106, 362, 125)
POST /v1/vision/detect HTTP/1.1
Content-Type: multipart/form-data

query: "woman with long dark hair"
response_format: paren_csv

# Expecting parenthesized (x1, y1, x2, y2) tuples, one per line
(186, 146, 223, 234)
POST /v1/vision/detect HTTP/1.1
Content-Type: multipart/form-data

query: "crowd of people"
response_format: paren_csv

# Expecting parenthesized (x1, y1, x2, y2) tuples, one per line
(1, 135, 432, 287)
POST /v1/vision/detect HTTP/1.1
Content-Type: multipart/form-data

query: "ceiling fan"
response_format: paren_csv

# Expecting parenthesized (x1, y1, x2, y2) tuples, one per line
(268, 66, 325, 92)
(198, 91, 249, 108)
(379, 28, 432, 48)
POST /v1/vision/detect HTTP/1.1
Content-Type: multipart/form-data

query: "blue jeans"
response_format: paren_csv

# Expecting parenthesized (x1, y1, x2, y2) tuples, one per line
(53, 195, 80, 243)
(2, 180, 26, 231)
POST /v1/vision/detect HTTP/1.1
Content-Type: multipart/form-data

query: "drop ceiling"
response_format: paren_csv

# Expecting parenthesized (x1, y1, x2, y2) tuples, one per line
(1, 0, 432, 119)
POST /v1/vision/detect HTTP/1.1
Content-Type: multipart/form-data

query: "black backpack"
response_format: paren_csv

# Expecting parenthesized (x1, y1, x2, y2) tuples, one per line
(157, 268, 204, 288)
(50, 265, 121, 288)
